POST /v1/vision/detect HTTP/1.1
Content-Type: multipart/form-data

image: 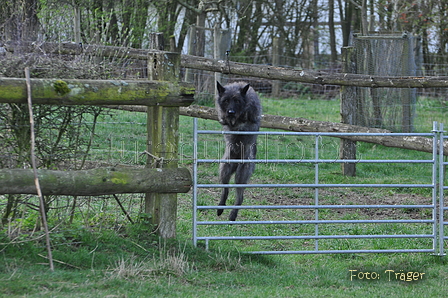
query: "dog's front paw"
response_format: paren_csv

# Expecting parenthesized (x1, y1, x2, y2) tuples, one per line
(217, 205, 225, 216)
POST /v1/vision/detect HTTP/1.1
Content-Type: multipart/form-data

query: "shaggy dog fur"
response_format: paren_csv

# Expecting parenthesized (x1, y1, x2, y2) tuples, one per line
(215, 81, 262, 221)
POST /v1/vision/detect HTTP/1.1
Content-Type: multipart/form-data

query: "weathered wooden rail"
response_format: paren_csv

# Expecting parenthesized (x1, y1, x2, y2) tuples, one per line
(0, 77, 194, 106)
(5, 40, 448, 88)
(0, 168, 191, 196)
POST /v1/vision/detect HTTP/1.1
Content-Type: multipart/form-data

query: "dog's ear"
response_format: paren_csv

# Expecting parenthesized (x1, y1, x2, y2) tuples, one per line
(241, 84, 250, 97)
(217, 81, 226, 96)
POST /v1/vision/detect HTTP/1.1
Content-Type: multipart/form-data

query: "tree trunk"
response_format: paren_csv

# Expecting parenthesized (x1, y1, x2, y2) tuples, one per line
(328, 0, 338, 64)
(2, 0, 40, 41)
(234, 0, 253, 56)
(73, 2, 81, 44)
(338, 0, 353, 47)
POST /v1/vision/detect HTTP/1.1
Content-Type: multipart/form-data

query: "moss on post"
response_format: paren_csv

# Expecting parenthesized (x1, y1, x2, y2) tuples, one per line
(146, 34, 183, 239)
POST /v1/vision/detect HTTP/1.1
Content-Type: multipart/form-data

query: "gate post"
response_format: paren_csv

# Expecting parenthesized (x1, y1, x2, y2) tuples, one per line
(146, 33, 181, 238)
(340, 46, 357, 176)
(438, 123, 446, 256)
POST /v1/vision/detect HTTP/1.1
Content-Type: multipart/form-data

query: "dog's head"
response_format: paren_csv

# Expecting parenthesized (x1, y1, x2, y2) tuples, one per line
(216, 81, 251, 127)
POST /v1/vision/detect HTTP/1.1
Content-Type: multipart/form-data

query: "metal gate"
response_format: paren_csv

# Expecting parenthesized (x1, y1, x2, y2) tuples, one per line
(192, 119, 446, 255)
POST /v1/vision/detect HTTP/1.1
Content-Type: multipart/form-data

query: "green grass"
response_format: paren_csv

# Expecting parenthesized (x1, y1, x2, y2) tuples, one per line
(1, 231, 448, 297)
(1, 96, 447, 297)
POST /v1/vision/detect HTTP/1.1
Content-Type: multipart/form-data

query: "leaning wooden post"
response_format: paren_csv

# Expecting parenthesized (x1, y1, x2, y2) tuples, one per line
(272, 37, 281, 97)
(146, 33, 180, 238)
(340, 46, 357, 176)
(214, 25, 231, 98)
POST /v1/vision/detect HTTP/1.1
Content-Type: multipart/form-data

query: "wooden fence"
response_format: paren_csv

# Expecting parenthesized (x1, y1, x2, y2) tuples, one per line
(3, 40, 447, 157)
(1, 38, 447, 238)
(0, 45, 194, 239)
(6, 40, 448, 88)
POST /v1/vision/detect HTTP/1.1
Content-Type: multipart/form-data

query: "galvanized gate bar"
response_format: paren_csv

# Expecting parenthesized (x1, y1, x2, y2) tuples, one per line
(192, 118, 444, 255)
(197, 204, 434, 210)
(196, 219, 433, 225)
(246, 249, 436, 255)
(197, 183, 434, 188)
(197, 130, 434, 137)
(197, 159, 435, 163)
(439, 123, 447, 255)
(196, 235, 434, 240)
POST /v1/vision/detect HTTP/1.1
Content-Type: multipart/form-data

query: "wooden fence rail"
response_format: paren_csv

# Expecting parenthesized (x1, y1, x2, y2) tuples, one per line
(0, 168, 191, 196)
(0, 77, 194, 106)
(5, 41, 448, 88)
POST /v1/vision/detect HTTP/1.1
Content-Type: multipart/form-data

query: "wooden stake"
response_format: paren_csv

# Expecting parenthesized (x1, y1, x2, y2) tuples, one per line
(25, 67, 54, 271)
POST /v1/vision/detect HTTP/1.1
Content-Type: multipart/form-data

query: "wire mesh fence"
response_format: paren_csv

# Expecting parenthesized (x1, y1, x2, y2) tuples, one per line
(351, 34, 420, 132)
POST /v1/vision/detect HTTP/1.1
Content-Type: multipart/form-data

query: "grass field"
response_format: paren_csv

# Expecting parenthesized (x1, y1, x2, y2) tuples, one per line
(1, 96, 447, 297)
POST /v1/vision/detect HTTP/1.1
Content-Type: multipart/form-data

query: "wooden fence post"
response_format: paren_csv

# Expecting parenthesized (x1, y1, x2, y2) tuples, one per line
(272, 37, 281, 97)
(401, 36, 415, 133)
(340, 46, 357, 176)
(214, 25, 231, 97)
(146, 33, 181, 238)
(185, 25, 196, 83)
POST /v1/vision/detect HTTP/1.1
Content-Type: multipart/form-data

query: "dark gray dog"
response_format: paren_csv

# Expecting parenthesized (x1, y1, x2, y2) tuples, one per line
(215, 81, 262, 221)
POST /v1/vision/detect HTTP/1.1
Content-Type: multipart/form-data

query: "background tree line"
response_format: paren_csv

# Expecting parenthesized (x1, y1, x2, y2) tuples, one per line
(1, 0, 448, 70)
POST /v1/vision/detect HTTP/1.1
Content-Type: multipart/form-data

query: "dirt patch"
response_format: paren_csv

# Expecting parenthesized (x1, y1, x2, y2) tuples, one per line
(258, 187, 432, 220)
(193, 169, 434, 221)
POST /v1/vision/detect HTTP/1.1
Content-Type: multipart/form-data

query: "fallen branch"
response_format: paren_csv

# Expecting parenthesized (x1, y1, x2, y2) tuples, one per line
(107, 104, 448, 156)
(113, 194, 134, 224)
(38, 254, 82, 270)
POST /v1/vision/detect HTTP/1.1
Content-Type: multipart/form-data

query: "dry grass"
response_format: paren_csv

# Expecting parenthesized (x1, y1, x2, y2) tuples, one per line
(107, 244, 191, 280)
